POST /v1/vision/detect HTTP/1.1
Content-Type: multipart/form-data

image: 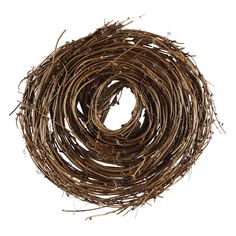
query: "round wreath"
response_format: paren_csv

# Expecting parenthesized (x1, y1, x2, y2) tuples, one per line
(18, 21, 218, 215)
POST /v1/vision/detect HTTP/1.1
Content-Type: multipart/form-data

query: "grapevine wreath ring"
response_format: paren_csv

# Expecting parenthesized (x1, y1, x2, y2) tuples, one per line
(17, 21, 220, 216)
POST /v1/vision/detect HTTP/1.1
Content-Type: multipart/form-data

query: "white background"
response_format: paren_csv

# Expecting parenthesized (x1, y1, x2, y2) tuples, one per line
(0, 0, 235, 235)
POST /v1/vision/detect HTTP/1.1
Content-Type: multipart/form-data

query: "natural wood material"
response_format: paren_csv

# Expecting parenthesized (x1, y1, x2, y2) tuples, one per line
(17, 21, 219, 215)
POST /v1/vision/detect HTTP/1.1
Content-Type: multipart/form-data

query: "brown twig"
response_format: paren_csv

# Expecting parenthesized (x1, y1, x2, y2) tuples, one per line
(17, 21, 221, 215)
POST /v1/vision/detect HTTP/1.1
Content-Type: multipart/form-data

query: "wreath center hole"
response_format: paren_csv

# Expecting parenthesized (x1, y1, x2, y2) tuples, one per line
(104, 87, 136, 130)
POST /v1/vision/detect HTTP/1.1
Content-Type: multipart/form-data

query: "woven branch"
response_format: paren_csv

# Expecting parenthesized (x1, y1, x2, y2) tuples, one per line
(18, 21, 219, 215)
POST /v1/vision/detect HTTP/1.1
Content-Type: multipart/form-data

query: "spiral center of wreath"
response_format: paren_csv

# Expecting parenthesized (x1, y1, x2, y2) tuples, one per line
(103, 86, 136, 130)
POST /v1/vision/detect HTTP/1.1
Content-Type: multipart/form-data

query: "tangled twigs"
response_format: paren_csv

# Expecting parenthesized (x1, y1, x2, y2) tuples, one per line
(17, 21, 220, 215)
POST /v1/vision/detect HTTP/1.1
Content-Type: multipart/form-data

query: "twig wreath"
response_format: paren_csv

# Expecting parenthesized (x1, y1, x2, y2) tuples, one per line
(17, 21, 221, 216)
